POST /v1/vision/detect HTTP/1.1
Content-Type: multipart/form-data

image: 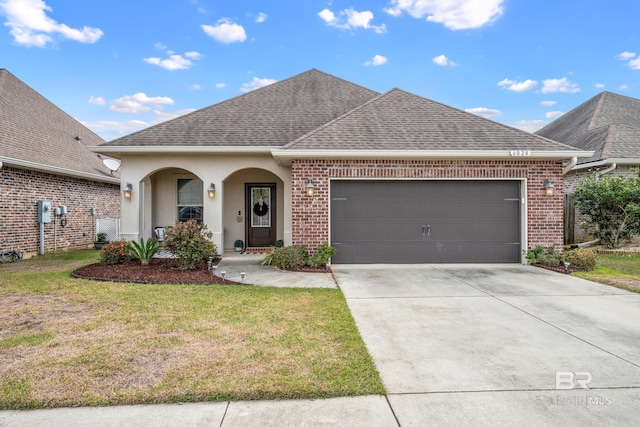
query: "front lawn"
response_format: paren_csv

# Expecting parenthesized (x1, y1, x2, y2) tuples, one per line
(0, 250, 384, 409)
(573, 252, 640, 293)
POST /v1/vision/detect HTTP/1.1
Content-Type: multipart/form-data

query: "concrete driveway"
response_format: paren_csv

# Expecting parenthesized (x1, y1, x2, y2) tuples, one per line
(332, 264, 640, 426)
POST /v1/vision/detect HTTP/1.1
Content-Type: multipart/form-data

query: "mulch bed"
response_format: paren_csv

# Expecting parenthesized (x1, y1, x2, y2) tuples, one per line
(72, 258, 243, 285)
(531, 263, 582, 274)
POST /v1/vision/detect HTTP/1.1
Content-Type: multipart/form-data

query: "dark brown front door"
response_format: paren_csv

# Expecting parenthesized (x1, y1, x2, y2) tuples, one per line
(330, 180, 521, 263)
(246, 183, 276, 247)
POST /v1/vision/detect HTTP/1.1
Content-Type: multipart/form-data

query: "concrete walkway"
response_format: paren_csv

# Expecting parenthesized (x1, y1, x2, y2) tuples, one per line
(2, 263, 640, 426)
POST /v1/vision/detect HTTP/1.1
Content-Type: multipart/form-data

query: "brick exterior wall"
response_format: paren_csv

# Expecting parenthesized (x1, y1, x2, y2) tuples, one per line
(0, 166, 120, 256)
(291, 159, 564, 256)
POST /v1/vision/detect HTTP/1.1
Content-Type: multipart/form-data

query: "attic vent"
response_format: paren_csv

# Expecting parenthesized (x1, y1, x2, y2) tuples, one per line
(75, 136, 82, 143)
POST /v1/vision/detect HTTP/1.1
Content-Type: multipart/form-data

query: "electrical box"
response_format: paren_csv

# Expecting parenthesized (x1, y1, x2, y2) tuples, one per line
(59, 205, 68, 215)
(38, 200, 52, 223)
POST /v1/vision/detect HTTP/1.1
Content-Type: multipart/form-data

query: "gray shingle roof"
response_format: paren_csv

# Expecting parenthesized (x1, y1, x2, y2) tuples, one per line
(0, 69, 116, 180)
(535, 91, 640, 164)
(284, 88, 579, 151)
(105, 69, 380, 147)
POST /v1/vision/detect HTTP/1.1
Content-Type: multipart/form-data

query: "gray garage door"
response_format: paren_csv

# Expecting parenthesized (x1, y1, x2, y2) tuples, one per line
(330, 180, 521, 263)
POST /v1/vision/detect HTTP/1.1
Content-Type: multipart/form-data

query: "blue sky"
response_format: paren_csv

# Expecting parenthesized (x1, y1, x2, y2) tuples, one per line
(2, 0, 640, 142)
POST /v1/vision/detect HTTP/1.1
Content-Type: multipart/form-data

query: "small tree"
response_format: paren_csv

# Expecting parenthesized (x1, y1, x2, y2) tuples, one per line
(572, 172, 640, 248)
(164, 220, 216, 269)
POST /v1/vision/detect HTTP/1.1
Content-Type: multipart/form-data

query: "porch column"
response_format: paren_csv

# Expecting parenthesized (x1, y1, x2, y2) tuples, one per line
(119, 180, 140, 241)
(204, 183, 224, 255)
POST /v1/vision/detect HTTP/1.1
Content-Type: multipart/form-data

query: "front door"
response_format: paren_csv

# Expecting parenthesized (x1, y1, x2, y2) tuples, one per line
(246, 183, 277, 247)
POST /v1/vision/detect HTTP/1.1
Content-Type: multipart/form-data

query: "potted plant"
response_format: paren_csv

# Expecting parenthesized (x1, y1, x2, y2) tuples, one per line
(94, 232, 108, 250)
(234, 239, 244, 252)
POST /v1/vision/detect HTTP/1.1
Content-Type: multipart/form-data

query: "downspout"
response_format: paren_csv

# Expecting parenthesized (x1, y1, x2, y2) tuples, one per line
(598, 163, 617, 175)
(563, 157, 577, 175)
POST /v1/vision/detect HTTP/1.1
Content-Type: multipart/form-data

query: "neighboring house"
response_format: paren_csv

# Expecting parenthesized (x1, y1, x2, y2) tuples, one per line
(0, 69, 120, 256)
(535, 91, 640, 244)
(93, 69, 591, 264)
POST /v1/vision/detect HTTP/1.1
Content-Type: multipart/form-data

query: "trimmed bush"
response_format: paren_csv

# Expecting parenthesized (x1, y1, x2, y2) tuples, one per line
(164, 220, 217, 270)
(100, 241, 132, 265)
(268, 245, 309, 270)
(307, 242, 337, 267)
(562, 248, 597, 271)
(524, 245, 562, 266)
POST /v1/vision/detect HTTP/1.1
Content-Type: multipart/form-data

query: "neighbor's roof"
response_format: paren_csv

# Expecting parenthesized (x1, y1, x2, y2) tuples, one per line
(535, 91, 640, 164)
(0, 69, 118, 182)
(284, 88, 580, 151)
(103, 69, 380, 148)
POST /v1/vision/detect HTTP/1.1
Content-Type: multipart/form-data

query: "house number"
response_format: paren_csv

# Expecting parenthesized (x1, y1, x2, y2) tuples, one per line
(510, 150, 531, 156)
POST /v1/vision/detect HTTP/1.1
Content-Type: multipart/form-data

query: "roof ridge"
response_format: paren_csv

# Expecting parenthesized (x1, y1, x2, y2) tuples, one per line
(600, 123, 618, 159)
(587, 92, 608, 130)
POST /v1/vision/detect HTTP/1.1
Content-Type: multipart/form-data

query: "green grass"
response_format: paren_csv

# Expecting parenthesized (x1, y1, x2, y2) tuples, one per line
(0, 250, 384, 409)
(573, 253, 640, 293)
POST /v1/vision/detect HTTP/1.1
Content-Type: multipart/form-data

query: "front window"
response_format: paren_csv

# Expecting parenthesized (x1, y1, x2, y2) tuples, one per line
(177, 178, 203, 223)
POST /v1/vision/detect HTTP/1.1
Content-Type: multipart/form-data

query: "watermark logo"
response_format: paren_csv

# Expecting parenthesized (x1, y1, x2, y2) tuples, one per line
(556, 371, 592, 390)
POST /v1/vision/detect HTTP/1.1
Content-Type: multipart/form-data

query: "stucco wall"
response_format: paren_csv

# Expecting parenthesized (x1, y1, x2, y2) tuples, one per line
(291, 159, 565, 259)
(0, 166, 120, 256)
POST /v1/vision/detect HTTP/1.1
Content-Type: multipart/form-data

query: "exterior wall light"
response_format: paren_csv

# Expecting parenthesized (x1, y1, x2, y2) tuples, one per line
(306, 179, 315, 196)
(123, 183, 133, 199)
(207, 183, 216, 199)
(543, 179, 555, 196)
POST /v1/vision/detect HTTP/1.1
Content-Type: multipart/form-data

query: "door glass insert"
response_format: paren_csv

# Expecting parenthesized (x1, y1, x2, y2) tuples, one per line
(251, 187, 271, 227)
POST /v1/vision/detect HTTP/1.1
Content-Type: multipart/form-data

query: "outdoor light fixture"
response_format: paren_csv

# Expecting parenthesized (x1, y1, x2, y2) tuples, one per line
(240, 272, 245, 284)
(207, 183, 216, 199)
(543, 179, 555, 196)
(212, 265, 218, 276)
(123, 183, 133, 199)
(207, 257, 213, 271)
(306, 178, 315, 196)
(221, 271, 226, 283)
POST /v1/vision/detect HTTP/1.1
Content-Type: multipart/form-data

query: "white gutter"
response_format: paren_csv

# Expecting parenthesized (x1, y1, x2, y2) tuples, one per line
(90, 145, 280, 158)
(571, 158, 640, 171)
(599, 163, 617, 174)
(562, 157, 577, 175)
(271, 149, 594, 165)
(0, 156, 119, 184)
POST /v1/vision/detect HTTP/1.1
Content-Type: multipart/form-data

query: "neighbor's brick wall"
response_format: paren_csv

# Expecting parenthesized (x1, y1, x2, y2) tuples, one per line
(0, 166, 120, 256)
(291, 159, 564, 255)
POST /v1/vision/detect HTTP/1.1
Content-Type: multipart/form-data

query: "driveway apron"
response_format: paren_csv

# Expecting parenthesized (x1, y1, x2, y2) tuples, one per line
(332, 264, 640, 426)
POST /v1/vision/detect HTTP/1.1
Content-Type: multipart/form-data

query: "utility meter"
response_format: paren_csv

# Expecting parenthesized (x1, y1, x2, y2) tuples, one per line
(38, 200, 52, 223)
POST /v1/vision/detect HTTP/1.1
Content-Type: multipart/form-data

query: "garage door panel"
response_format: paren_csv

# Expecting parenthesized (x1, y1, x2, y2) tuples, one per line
(331, 180, 521, 264)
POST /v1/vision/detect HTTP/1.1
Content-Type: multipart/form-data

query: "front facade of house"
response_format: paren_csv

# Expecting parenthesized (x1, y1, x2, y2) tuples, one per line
(95, 70, 591, 263)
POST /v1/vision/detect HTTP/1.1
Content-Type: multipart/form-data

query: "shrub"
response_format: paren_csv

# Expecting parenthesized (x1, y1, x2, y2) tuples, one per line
(164, 220, 216, 270)
(96, 232, 108, 243)
(562, 248, 597, 271)
(307, 242, 337, 267)
(127, 238, 160, 265)
(100, 240, 131, 265)
(524, 245, 562, 266)
(265, 245, 309, 270)
(275, 239, 284, 248)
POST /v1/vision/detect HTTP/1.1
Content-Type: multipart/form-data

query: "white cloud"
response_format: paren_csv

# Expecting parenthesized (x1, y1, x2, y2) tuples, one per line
(144, 49, 202, 70)
(432, 54, 456, 66)
(240, 77, 277, 93)
(465, 107, 501, 119)
(628, 57, 640, 70)
(89, 96, 105, 106)
(594, 83, 605, 89)
(201, 19, 247, 43)
(545, 111, 564, 119)
(0, 0, 103, 47)
(513, 119, 546, 133)
(384, 0, 504, 30)
(191, 84, 202, 90)
(215, 83, 226, 89)
(255, 12, 268, 23)
(154, 42, 167, 50)
(109, 93, 174, 114)
(498, 78, 538, 92)
(619, 84, 630, 91)
(82, 119, 149, 136)
(364, 54, 388, 66)
(541, 77, 580, 94)
(619, 51, 636, 60)
(319, 8, 386, 33)
(540, 100, 556, 107)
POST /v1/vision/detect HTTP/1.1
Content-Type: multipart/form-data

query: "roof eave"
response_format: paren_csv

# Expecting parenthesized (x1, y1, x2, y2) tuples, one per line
(90, 145, 280, 158)
(572, 158, 640, 170)
(0, 156, 119, 184)
(271, 149, 594, 166)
